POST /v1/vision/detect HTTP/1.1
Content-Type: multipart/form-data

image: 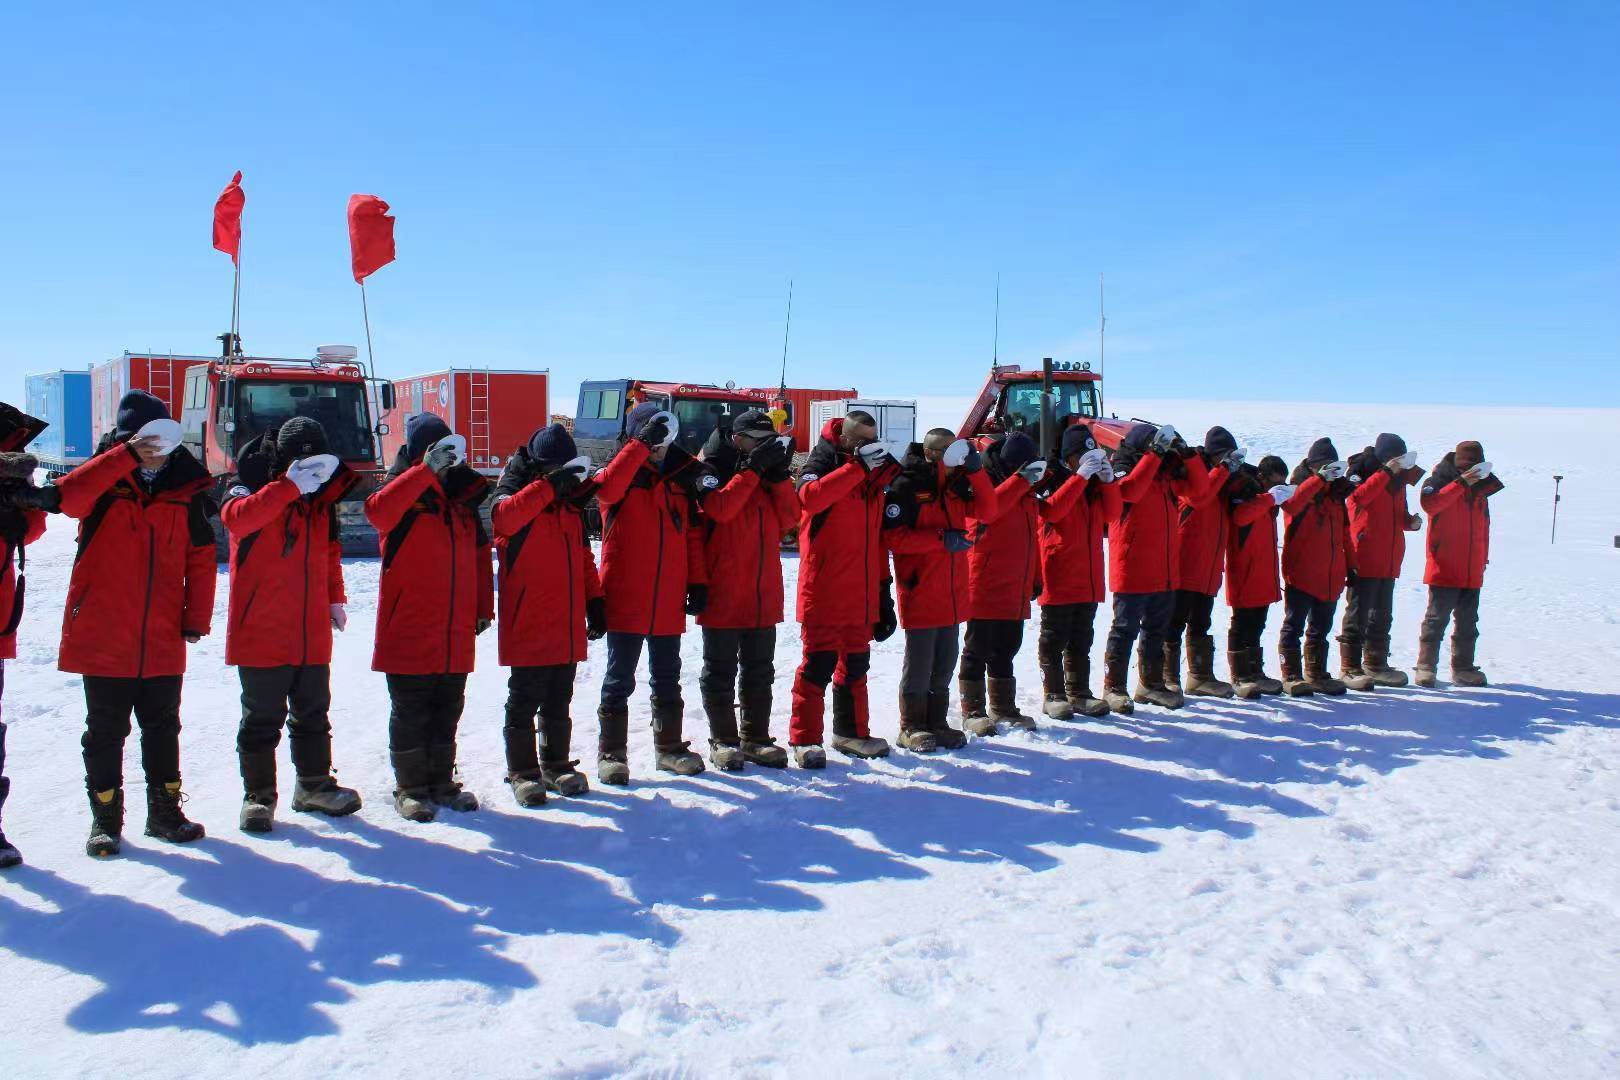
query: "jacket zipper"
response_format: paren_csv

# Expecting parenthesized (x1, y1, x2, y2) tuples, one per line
(647, 486, 666, 636)
(136, 521, 157, 678)
(754, 503, 765, 628)
(445, 503, 458, 674)
(563, 521, 577, 655)
(300, 506, 312, 666)
(1020, 501, 1033, 612)
(71, 585, 92, 622)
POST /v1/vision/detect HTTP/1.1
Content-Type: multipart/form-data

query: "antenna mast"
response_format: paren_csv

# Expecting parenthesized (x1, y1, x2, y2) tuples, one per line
(777, 278, 794, 396)
(1098, 272, 1107, 414)
(992, 272, 1001, 367)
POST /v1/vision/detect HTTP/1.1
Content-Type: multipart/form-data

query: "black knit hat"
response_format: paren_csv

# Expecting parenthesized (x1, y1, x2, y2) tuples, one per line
(1306, 437, 1339, 468)
(1122, 422, 1156, 453)
(276, 416, 328, 460)
(1061, 423, 1098, 460)
(114, 390, 169, 439)
(405, 413, 452, 462)
(527, 422, 577, 467)
(1374, 432, 1407, 461)
(1204, 426, 1237, 457)
(998, 432, 1038, 472)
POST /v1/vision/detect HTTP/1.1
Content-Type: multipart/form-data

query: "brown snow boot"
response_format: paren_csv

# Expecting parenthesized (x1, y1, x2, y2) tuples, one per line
(1278, 645, 1315, 697)
(1230, 650, 1264, 700)
(896, 693, 938, 753)
(1102, 647, 1136, 714)
(1185, 635, 1234, 698)
(958, 675, 996, 737)
(1250, 647, 1284, 695)
(597, 702, 631, 786)
(1304, 642, 1347, 696)
(1134, 648, 1183, 709)
(1451, 636, 1488, 687)
(1163, 639, 1185, 695)
(987, 677, 1037, 731)
(1338, 640, 1376, 692)
(1066, 657, 1111, 718)
(1414, 638, 1440, 688)
(926, 690, 966, 749)
(1363, 640, 1410, 687)
(737, 685, 788, 768)
(1039, 640, 1073, 719)
(653, 699, 706, 776)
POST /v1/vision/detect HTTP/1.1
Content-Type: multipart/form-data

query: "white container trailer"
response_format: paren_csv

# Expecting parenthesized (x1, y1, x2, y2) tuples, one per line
(806, 397, 917, 460)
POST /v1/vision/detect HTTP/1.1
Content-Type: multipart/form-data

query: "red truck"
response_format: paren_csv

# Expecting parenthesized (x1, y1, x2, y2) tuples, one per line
(378, 368, 550, 475)
(957, 361, 1132, 453)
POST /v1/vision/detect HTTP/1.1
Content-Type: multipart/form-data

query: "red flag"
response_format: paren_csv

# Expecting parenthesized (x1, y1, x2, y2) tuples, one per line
(347, 194, 396, 284)
(212, 170, 245, 265)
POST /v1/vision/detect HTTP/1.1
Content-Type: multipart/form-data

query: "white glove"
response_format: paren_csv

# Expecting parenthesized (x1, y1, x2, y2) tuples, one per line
(1390, 450, 1418, 471)
(330, 603, 347, 632)
(1463, 461, 1493, 482)
(942, 440, 970, 468)
(287, 460, 324, 495)
(1268, 484, 1296, 505)
(1317, 460, 1347, 482)
(1018, 460, 1048, 486)
(855, 442, 891, 471)
(1224, 447, 1248, 470)
(1150, 424, 1180, 452)
(1096, 461, 1115, 482)
(1077, 448, 1108, 479)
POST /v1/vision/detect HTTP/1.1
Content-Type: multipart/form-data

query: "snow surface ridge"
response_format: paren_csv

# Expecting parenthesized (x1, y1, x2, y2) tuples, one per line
(0, 402, 1616, 1078)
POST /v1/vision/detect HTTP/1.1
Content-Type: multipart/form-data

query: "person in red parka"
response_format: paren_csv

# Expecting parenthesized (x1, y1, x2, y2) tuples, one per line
(223, 418, 363, 832)
(1035, 424, 1123, 720)
(1338, 432, 1424, 690)
(1166, 426, 1245, 699)
(594, 402, 715, 785)
(791, 411, 899, 766)
(695, 410, 798, 771)
(47, 391, 215, 856)
(1279, 437, 1357, 696)
(1415, 440, 1503, 688)
(491, 422, 602, 805)
(367, 412, 494, 823)
(1222, 455, 1290, 698)
(0, 402, 50, 868)
(1102, 422, 1211, 712)
(883, 429, 998, 752)
(959, 431, 1047, 735)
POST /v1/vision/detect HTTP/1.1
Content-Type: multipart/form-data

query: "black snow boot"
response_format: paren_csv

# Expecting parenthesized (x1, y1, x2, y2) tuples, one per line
(542, 759, 591, 796)
(597, 702, 631, 786)
(958, 674, 995, 737)
(703, 690, 745, 771)
(145, 781, 206, 845)
(927, 690, 967, 749)
(1230, 649, 1264, 700)
(1102, 647, 1136, 715)
(238, 749, 278, 833)
(1250, 648, 1284, 695)
(86, 784, 124, 858)
(239, 790, 277, 834)
(1039, 639, 1074, 720)
(829, 683, 890, 758)
(0, 777, 20, 869)
(1363, 639, 1409, 687)
(1279, 645, 1315, 697)
(1133, 649, 1182, 709)
(988, 676, 1036, 731)
(428, 743, 479, 812)
(896, 692, 938, 753)
(391, 748, 438, 822)
(1303, 642, 1347, 696)
(1184, 635, 1234, 698)
(653, 699, 705, 776)
(1337, 640, 1376, 692)
(1065, 656, 1111, 718)
(738, 684, 788, 768)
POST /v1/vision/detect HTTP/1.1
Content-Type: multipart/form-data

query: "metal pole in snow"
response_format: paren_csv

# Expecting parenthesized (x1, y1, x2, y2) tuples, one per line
(1551, 474, 1563, 543)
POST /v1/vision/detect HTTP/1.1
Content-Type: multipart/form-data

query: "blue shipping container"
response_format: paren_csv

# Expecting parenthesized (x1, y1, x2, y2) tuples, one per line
(25, 369, 93, 472)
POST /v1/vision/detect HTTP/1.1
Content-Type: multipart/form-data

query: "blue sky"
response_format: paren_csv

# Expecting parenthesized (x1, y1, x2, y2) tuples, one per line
(3, 2, 1616, 414)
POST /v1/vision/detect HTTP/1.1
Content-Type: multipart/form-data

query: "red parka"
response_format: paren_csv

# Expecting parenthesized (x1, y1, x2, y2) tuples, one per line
(366, 461, 493, 675)
(595, 440, 709, 638)
(491, 453, 603, 667)
(1421, 456, 1501, 589)
(1346, 469, 1414, 580)
(1038, 473, 1123, 606)
(1224, 491, 1282, 609)
(1108, 451, 1212, 595)
(1281, 475, 1356, 604)
(796, 420, 899, 628)
(1174, 459, 1234, 596)
(222, 468, 356, 668)
(966, 472, 1039, 621)
(697, 468, 799, 630)
(56, 442, 217, 678)
(0, 507, 47, 660)
(884, 459, 997, 630)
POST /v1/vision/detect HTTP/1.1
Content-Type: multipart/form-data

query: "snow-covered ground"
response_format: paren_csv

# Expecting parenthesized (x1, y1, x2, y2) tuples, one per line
(1, 400, 1616, 1079)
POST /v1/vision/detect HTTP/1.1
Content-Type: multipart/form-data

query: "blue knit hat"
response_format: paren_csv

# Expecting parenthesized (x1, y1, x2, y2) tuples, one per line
(1121, 422, 1156, 453)
(625, 402, 661, 439)
(1060, 423, 1097, 461)
(405, 413, 452, 462)
(1204, 426, 1237, 457)
(1374, 432, 1407, 461)
(527, 422, 577, 467)
(998, 432, 1038, 472)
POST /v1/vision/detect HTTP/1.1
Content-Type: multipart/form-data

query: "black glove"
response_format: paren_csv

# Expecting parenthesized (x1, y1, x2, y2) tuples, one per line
(1345, 568, 1359, 590)
(586, 596, 607, 640)
(873, 579, 897, 642)
(961, 445, 983, 474)
(544, 464, 583, 499)
(637, 415, 670, 448)
(747, 438, 790, 481)
(1032, 579, 1042, 602)
(685, 584, 708, 615)
(476, 618, 493, 636)
(942, 529, 975, 554)
(3, 483, 60, 513)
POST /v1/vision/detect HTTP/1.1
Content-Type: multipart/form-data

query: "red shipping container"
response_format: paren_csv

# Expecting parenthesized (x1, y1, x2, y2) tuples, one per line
(90, 353, 211, 445)
(739, 385, 856, 453)
(380, 368, 550, 474)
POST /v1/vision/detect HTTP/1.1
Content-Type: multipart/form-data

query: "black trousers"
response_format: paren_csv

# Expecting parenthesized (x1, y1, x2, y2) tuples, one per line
(960, 619, 1026, 680)
(700, 627, 776, 704)
(1228, 606, 1270, 651)
(1167, 589, 1216, 642)
(1339, 576, 1397, 648)
(1107, 591, 1174, 659)
(1038, 603, 1097, 664)
(237, 664, 333, 779)
(0, 662, 8, 810)
(504, 663, 577, 774)
(82, 675, 184, 792)
(1419, 586, 1481, 646)
(386, 673, 469, 755)
(1279, 587, 1337, 650)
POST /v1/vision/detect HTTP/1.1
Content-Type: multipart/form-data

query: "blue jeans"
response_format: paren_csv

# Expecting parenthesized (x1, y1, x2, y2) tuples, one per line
(601, 632, 683, 708)
(1107, 591, 1175, 661)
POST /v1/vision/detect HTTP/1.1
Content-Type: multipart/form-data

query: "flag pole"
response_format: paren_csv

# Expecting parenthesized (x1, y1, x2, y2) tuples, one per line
(359, 280, 377, 377)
